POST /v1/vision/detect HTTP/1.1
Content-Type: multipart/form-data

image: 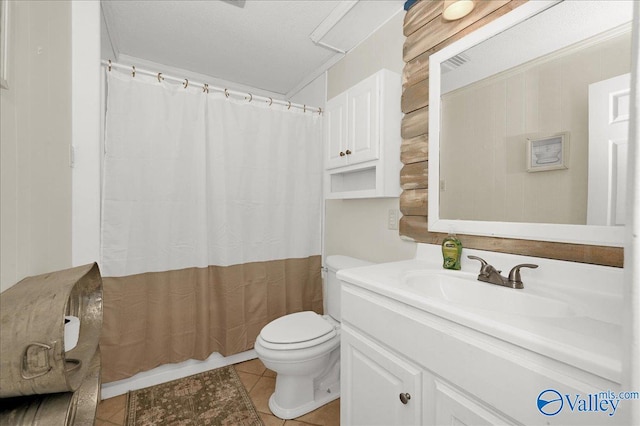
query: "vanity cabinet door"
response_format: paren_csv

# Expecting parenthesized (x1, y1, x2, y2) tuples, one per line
(430, 378, 516, 426)
(341, 325, 421, 426)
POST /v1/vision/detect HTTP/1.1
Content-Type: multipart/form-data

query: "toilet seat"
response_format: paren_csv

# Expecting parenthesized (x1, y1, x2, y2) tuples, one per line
(259, 311, 337, 350)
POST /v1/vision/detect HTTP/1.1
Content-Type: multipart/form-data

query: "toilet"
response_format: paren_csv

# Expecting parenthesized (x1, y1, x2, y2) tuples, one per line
(254, 255, 372, 419)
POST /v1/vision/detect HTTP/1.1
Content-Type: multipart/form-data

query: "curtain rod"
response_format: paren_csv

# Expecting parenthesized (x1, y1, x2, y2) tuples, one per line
(101, 60, 323, 115)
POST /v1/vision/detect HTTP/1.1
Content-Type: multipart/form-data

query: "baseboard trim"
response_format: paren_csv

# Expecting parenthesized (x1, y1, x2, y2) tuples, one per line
(100, 349, 257, 399)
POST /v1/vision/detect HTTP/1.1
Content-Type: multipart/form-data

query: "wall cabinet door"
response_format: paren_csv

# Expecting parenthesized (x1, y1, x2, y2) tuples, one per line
(325, 73, 381, 171)
(347, 74, 380, 165)
(341, 326, 421, 426)
(325, 92, 349, 169)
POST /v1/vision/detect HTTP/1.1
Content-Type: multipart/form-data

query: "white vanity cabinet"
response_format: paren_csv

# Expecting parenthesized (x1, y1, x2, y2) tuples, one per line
(324, 69, 401, 199)
(341, 325, 422, 425)
(340, 280, 625, 426)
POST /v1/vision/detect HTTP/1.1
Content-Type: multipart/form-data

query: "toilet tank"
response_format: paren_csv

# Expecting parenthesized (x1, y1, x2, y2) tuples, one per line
(324, 255, 373, 322)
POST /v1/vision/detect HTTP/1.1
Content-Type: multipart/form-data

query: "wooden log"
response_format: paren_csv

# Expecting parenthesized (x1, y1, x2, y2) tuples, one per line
(399, 215, 624, 267)
(402, 78, 429, 114)
(403, 0, 510, 63)
(403, 50, 429, 89)
(400, 189, 427, 216)
(400, 161, 428, 190)
(401, 134, 428, 164)
(403, 0, 528, 88)
(401, 107, 428, 140)
(399, 215, 429, 241)
(403, 0, 443, 37)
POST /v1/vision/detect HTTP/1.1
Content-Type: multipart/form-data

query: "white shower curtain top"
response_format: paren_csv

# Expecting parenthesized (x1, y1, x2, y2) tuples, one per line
(101, 70, 323, 277)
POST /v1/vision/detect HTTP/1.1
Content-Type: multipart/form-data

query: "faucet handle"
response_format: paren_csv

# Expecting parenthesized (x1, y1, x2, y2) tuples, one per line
(467, 256, 494, 276)
(467, 255, 487, 267)
(507, 264, 539, 288)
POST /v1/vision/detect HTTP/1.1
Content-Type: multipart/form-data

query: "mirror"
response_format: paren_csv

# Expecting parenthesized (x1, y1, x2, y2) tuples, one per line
(429, 0, 632, 247)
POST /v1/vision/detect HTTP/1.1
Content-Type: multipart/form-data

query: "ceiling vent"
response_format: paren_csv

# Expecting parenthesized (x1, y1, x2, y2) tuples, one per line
(220, 0, 246, 8)
(442, 53, 470, 74)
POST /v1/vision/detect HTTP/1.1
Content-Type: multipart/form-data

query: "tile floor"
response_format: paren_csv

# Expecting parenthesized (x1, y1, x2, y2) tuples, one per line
(95, 358, 340, 426)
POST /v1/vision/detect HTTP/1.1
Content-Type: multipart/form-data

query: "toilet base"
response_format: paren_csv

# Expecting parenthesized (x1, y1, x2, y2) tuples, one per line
(268, 385, 340, 420)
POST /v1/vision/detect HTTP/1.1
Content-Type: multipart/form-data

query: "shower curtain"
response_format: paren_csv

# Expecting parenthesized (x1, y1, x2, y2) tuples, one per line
(100, 69, 323, 382)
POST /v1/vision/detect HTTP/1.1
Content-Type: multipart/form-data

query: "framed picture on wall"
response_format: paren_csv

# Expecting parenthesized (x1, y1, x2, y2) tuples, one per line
(0, 0, 8, 90)
(526, 132, 569, 172)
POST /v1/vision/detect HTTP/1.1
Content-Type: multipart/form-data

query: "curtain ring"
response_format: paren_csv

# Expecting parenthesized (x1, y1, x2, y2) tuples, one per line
(157, 72, 164, 83)
(268, 97, 273, 106)
(287, 101, 291, 110)
(183, 79, 189, 89)
(224, 89, 229, 98)
(132, 66, 136, 77)
(203, 83, 209, 93)
(108, 60, 112, 72)
(246, 93, 253, 102)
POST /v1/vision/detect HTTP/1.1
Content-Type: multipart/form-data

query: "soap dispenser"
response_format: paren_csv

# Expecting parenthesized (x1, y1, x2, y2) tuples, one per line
(442, 231, 462, 270)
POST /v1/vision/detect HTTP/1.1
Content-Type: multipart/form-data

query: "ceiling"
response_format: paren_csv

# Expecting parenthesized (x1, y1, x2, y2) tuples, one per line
(101, 0, 404, 98)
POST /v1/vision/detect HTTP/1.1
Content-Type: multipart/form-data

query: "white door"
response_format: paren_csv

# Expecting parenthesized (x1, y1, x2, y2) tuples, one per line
(587, 73, 630, 226)
(341, 327, 421, 426)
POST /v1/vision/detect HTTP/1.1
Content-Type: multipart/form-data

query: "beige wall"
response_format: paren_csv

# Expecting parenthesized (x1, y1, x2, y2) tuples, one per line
(324, 11, 416, 263)
(0, 1, 73, 292)
(328, 11, 404, 99)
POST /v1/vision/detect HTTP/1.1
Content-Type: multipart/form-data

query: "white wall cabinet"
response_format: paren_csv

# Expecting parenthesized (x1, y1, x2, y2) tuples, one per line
(324, 69, 401, 199)
(340, 281, 624, 425)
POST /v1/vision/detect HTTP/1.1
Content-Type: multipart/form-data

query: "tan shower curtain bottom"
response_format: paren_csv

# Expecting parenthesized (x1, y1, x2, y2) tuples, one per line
(99, 256, 322, 383)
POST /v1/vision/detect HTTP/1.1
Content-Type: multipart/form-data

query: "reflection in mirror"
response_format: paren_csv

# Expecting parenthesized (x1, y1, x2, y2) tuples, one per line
(429, 0, 632, 246)
(440, 25, 630, 225)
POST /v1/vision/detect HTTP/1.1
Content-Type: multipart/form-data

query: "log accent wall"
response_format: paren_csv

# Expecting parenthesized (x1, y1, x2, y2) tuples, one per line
(399, 0, 623, 267)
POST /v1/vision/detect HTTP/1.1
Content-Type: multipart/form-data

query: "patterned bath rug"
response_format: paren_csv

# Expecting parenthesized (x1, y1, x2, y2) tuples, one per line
(124, 365, 263, 425)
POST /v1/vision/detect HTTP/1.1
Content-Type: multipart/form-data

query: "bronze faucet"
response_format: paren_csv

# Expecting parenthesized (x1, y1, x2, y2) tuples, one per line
(467, 256, 538, 289)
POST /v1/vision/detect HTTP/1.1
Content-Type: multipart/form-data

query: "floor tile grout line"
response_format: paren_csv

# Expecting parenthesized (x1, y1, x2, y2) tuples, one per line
(95, 414, 122, 423)
(96, 419, 122, 426)
(239, 370, 263, 393)
(96, 412, 125, 425)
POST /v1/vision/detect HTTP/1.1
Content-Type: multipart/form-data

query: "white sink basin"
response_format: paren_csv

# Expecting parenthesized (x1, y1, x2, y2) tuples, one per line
(400, 271, 575, 318)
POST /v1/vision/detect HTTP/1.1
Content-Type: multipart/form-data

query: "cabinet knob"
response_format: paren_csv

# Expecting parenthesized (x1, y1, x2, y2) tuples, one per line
(339, 151, 346, 157)
(399, 392, 411, 404)
(345, 149, 352, 155)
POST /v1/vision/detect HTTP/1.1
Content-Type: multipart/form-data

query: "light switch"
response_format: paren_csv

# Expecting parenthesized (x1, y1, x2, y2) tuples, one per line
(388, 209, 399, 230)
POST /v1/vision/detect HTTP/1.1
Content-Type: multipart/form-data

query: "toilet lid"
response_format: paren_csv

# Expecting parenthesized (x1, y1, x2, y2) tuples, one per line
(260, 311, 335, 345)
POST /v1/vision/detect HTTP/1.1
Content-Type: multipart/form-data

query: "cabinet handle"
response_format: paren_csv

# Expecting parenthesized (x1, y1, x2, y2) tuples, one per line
(345, 149, 352, 155)
(399, 392, 411, 404)
(339, 151, 346, 157)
